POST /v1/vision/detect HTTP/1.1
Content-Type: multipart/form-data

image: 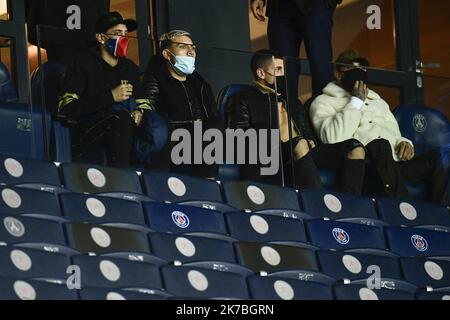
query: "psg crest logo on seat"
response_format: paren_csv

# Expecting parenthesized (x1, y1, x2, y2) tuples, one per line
(172, 211, 190, 229)
(332, 228, 350, 245)
(411, 234, 428, 252)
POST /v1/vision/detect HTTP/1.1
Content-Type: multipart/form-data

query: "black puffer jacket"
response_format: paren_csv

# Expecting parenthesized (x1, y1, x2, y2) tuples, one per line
(227, 83, 319, 184)
(227, 83, 317, 143)
(142, 56, 218, 123)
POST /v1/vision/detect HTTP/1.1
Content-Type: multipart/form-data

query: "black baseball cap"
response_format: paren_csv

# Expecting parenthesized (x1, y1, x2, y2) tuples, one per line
(95, 11, 138, 34)
(335, 50, 370, 68)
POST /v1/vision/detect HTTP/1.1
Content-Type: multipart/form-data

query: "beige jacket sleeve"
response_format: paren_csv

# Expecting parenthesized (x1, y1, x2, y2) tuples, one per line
(310, 96, 364, 144)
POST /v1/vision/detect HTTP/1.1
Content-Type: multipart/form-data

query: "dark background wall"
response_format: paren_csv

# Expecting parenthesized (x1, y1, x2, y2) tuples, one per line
(156, 0, 254, 95)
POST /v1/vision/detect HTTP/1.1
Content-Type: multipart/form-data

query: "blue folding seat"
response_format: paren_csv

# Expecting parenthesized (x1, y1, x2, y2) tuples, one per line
(0, 245, 71, 281)
(98, 192, 153, 202)
(334, 278, 417, 300)
(59, 193, 145, 225)
(253, 209, 314, 221)
(394, 106, 450, 200)
(376, 198, 450, 231)
(0, 61, 18, 102)
(143, 202, 227, 235)
(72, 254, 164, 289)
(0, 103, 51, 160)
(400, 257, 450, 288)
(385, 227, 450, 257)
(394, 105, 449, 156)
(416, 288, 450, 300)
(64, 222, 150, 254)
(301, 190, 381, 225)
(306, 220, 386, 250)
(30, 61, 66, 116)
(0, 155, 61, 187)
(317, 249, 402, 281)
(225, 212, 307, 242)
(217, 84, 253, 124)
(142, 172, 223, 203)
(149, 233, 236, 263)
(247, 272, 334, 300)
(0, 278, 78, 300)
(61, 163, 142, 194)
(79, 288, 171, 300)
(161, 265, 249, 299)
(0, 186, 61, 219)
(178, 201, 237, 214)
(183, 261, 254, 276)
(0, 214, 66, 246)
(223, 181, 301, 211)
(234, 242, 319, 273)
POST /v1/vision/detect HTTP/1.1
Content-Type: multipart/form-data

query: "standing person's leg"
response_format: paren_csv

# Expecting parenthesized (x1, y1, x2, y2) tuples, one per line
(301, 2, 336, 96)
(267, 16, 303, 99)
(267, 17, 302, 61)
(311, 139, 366, 196)
(397, 149, 449, 205)
(365, 139, 410, 199)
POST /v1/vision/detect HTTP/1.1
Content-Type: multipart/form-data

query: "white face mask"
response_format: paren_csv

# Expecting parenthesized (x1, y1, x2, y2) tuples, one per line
(168, 51, 196, 75)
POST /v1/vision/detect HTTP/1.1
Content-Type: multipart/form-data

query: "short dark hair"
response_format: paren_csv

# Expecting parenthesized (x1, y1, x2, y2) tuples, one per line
(335, 50, 370, 71)
(250, 49, 283, 79)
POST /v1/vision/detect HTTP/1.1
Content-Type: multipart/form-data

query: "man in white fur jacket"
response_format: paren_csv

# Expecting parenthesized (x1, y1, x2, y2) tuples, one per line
(310, 50, 448, 205)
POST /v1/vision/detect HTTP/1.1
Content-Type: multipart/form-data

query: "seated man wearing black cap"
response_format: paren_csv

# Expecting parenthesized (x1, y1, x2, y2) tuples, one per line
(58, 11, 153, 168)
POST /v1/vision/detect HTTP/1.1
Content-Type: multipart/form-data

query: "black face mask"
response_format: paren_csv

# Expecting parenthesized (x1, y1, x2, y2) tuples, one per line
(275, 76, 287, 100)
(341, 68, 368, 93)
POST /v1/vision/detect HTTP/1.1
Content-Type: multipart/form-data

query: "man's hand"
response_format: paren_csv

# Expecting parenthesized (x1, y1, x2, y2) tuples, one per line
(352, 80, 369, 102)
(250, 0, 266, 21)
(395, 141, 415, 161)
(131, 110, 143, 127)
(112, 84, 133, 103)
(308, 140, 316, 149)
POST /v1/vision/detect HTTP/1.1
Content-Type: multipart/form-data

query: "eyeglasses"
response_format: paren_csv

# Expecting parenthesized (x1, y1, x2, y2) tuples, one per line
(169, 41, 197, 51)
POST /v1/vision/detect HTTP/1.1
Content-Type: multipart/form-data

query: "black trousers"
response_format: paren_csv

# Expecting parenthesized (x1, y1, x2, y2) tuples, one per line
(149, 118, 221, 178)
(366, 139, 449, 205)
(72, 110, 135, 168)
(267, 1, 335, 96)
(284, 138, 366, 195)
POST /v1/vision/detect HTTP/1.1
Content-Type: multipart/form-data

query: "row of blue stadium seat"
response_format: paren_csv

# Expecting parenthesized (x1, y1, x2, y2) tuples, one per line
(1, 209, 450, 261)
(1, 155, 449, 230)
(1, 257, 450, 300)
(1, 239, 450, 298)
(1, 181, 449, 236)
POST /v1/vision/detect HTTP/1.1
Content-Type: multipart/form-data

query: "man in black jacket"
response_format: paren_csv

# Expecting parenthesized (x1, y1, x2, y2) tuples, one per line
(142, 30, 218, 123)
(142, 30, 220, 177)
(227, 50, 366, 195)
(58, 11, 152, 168)
(250, 0, 341, 97)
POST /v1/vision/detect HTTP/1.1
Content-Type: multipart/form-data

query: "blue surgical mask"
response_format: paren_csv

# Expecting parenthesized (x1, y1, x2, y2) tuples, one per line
(168, 51, 196, 75)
